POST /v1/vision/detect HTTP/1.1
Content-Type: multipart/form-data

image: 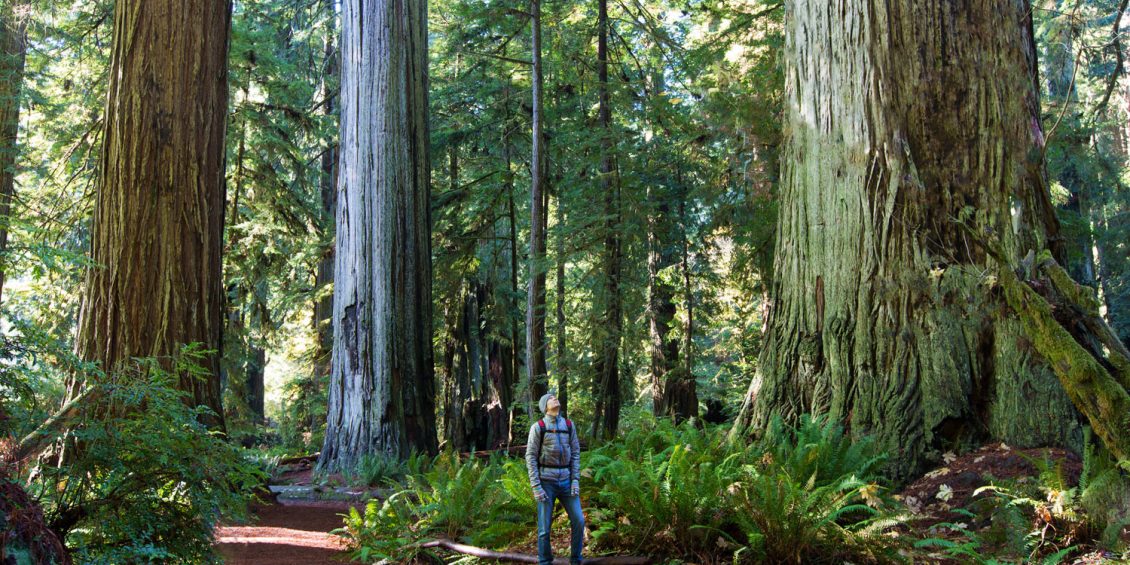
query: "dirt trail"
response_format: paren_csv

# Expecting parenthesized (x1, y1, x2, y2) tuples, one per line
(216, 500, 358, 565)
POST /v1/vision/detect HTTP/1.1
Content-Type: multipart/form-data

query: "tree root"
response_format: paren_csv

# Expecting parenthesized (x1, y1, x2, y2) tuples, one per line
(419, 538, 651, 564)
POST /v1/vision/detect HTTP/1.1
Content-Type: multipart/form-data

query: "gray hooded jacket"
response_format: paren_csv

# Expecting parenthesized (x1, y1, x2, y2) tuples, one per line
(525, 415, 580, 493)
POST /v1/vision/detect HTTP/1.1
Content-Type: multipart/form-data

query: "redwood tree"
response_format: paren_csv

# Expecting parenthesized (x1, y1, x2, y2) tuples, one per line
(74, 0, 233, 427)
(0, 2, 26, 310)
(319, 0, 437, 470)
(734, 0, 1081, 479)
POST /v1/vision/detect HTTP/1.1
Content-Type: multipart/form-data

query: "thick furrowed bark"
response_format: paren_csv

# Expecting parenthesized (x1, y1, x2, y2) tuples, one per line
(73, 0, 232, 429)
(0, 4, 26, 310)
(735, 0, 1080, 480)
(320, 0, 436, 471)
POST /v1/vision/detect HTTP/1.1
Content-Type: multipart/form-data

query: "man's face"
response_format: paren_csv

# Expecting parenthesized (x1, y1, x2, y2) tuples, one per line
(547, 395, 560, 411)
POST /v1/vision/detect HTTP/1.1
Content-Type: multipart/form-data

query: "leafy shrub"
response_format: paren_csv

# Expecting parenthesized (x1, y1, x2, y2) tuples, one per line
(1078, 434, 1130, 551)
(585, 420, 753, 560)
(584, 415, 896, 564)
(340, 414, 899, 564)
(344, 453, 408, 487)
(338, 451, 535, 562)
(733, 468, 893, 564)
(24, 348, 263, 564)
(762, 414, 886, 484)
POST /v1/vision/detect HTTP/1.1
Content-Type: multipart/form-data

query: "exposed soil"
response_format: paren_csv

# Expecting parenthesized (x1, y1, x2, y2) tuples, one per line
(897, 442, 1082, 524)
(216, 500, 358, 565)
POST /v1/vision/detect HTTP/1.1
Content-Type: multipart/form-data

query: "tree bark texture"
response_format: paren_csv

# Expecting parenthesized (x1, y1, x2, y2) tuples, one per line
(319, 0, 437, 470)
(442, 280, 516, 451)
(0, 3, 25, 310)
(591, 0, 622, 440)
(74, 0, 233, 428)
(734, 0, 1080, 480)
(526, 0, 549, 415)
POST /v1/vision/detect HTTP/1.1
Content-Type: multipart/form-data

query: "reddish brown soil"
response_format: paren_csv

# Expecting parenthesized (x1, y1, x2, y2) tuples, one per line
(897, 442, 1081, 524)
(216, 500, 359, 565)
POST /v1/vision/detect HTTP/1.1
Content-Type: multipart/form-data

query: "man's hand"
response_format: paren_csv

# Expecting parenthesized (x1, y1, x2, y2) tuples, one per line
(534, 486, 548, 502)
(570, 480, 579, 496)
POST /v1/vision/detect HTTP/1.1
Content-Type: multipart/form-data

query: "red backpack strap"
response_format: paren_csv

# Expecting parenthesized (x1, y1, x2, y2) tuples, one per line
(538, 419, 546, 431)
(565, 419, 573, 432)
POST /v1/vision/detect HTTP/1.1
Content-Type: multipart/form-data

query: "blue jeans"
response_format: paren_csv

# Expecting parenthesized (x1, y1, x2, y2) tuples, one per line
(537, 477, 584, 565)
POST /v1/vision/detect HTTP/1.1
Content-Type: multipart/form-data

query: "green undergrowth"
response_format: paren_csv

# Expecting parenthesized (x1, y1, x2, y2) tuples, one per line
(6, 341, 263, 564)
(339, 414, 903, 564)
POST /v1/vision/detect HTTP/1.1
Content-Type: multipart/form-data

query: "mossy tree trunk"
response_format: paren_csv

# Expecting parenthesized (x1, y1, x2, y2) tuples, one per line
(319, 0, 437, 470)
(734, 0, 1082, 480)
(74, 0, 233, 429)
(0, 2, 26, 311)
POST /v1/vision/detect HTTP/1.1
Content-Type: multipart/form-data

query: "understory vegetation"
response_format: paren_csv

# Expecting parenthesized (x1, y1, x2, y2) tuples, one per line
(2, 0, 1130, 563)
(340, 415, 891, 564)
(330, 415, 1130, 564)
(1, 337, 263, 564)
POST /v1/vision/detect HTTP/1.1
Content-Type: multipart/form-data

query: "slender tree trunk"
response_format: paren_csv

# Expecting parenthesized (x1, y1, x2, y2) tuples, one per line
(733, 0, 1080, 480)
(503, 75, 524, 427)
(526, 0, 549, 417)
(555, 188, 568, 418)
(73, 0, 233, 429)
(678, 193, 696, 417)
(591, 0, 622, 440)
(647, 183, 686, 420)
(0, 3, 26, 310)
(313, 1, 339, 389)
(319, 0, 437, 470)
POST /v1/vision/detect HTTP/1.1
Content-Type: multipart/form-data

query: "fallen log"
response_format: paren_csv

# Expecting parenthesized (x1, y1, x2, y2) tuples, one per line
(419, 538, 651, 564)
(278, 453, 319, 466)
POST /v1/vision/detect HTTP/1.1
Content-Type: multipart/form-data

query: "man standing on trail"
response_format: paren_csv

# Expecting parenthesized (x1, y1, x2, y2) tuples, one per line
(526, 392, 584, 565)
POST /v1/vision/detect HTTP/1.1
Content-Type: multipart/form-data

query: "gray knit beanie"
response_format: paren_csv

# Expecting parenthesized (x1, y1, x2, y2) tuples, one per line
(538, 392, 556, 414)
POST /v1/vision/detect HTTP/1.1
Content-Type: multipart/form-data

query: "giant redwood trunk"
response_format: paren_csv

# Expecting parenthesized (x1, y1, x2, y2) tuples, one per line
(734, 0, 1081, 480)
(74, 0, 232, 428)
(0, 3, 25, 310)
(319, 0, 437, 470)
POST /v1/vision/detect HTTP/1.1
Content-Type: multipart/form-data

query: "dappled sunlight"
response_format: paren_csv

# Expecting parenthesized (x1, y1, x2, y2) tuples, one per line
(216, 525, 345, 551)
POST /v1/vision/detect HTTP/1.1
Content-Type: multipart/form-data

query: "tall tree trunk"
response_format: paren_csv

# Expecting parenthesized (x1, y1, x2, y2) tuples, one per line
(555, 188, 568, 418)
(504, 74, 524, 427)
(73, 0, 233, 429)
(0, 3, 26, 310)
(733, 0, 1080, 480)
(313, 0, 339, 390)
(678, 193, 696, 417)
(655, 187, 696, 422)
(319, 0, 437, 470)
(591, 0, 622, 440)
(647, 187, 677, 418)
(526, 0, 549, 416)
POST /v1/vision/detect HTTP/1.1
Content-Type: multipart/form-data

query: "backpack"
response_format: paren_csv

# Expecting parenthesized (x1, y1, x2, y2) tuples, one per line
(536, 418, 574, 479)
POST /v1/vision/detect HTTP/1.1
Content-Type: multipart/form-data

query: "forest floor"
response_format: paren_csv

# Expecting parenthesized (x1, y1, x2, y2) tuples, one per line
(217, 446, 1127, 564)
(215, 500, 357, 565)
